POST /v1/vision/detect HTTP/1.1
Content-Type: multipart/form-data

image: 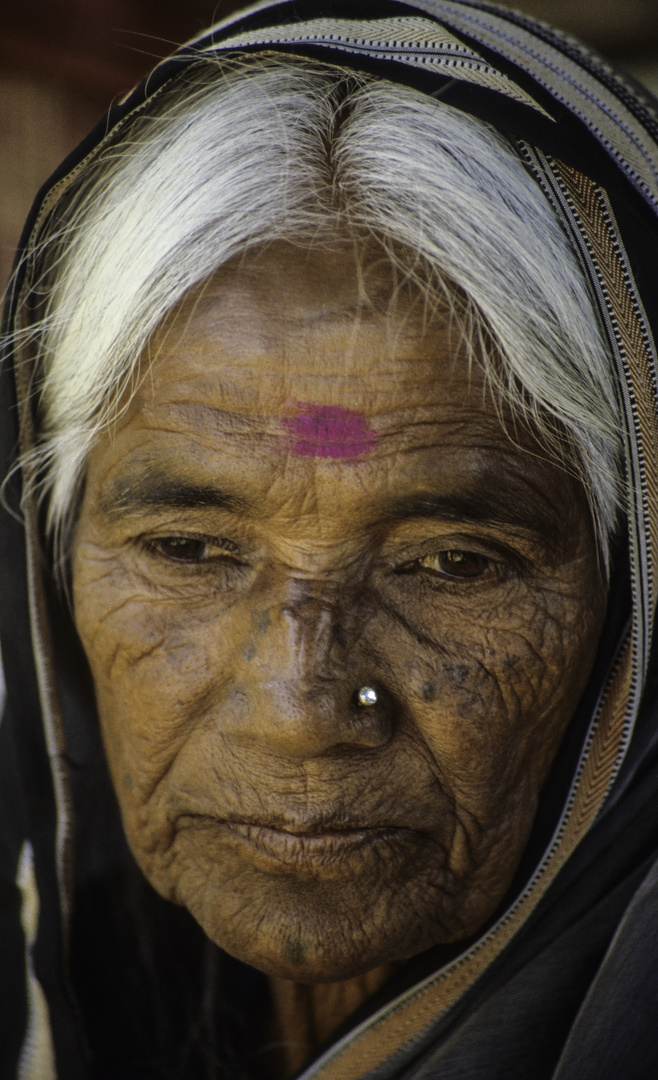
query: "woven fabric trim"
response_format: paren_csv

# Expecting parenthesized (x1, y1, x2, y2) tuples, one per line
(209, 16, 552, 116)
(521, 151, 658, 694)
(412, 0, 658, 210)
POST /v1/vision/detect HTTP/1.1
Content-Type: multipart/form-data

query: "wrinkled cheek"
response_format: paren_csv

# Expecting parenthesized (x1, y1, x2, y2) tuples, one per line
(76, 601, 239, 852)
(401, 653, 511, 779)
(85, 593, 229, 713)
(389, 624, 570, 786)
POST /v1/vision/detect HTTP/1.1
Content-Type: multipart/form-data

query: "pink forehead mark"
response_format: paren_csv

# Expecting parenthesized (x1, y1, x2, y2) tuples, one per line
(281, 402, 377, 460)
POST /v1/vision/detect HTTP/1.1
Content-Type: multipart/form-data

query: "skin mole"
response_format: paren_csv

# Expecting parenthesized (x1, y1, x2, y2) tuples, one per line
(284, 933, 308, 967)
(253, 609, 272, 634)
(442, 664, 470, 687)
(419, 681, 438, 702)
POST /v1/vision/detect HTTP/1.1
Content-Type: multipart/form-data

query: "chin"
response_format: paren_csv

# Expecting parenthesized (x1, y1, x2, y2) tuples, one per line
(169, 863, 449, 983)
(196, 903, 405, 983)
(135, 819, 502, 981)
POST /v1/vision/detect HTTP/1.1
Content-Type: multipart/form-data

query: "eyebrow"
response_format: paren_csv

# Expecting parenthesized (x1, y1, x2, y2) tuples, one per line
(386, 490, 562, 545)
(100, 474, 252, 518)
(100, 470, 564, 546)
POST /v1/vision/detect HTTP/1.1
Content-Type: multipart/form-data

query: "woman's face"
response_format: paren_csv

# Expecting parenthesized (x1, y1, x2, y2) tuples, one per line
(72, 243, 607, 981)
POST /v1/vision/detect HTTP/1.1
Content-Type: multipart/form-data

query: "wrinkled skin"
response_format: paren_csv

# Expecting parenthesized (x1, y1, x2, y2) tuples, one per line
(72, 243, 607, 992)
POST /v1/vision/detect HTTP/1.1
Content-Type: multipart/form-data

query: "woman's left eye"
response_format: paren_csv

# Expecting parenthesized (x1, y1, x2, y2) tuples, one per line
(417, 550, 495, 579)
(147, 537, 239, 564)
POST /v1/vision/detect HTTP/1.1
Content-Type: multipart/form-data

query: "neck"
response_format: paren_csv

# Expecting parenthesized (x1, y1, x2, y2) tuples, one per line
(268, 964, 399, 1078)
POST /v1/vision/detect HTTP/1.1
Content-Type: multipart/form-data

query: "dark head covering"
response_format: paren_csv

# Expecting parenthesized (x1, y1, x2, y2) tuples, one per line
(2, 3, 658, 1078)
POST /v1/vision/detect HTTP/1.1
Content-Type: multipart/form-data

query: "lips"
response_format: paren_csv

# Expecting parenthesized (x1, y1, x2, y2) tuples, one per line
(185, 815, 410, 870)
(231, 820, 392, 860)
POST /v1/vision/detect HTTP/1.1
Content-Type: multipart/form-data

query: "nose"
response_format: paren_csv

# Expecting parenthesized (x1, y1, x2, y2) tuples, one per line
(235, 581, 394, 758)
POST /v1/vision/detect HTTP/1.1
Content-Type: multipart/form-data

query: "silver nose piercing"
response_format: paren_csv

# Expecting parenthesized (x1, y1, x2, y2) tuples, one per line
(357, 686, 378, 707)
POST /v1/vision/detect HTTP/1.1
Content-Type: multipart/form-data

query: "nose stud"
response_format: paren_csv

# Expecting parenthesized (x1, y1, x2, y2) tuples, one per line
(357, 686, 378, 707)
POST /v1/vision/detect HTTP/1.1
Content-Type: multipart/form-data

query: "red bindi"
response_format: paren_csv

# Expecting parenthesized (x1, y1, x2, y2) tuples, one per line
(281, 402, 377, 459)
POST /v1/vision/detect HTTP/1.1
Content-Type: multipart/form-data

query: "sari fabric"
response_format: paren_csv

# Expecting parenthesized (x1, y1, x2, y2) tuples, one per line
(2, 3, 658, 1077)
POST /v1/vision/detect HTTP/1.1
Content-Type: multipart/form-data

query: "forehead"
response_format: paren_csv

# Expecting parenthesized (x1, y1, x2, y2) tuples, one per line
(86, 243, 587, 556)
(139, 242, 488, 424)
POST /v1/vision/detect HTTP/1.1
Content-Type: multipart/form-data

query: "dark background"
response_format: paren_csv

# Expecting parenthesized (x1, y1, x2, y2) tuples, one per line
(2, 0, 658, 287)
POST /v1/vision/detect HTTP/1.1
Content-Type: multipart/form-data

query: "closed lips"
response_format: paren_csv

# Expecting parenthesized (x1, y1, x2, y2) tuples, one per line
(188, 816, 411, 868)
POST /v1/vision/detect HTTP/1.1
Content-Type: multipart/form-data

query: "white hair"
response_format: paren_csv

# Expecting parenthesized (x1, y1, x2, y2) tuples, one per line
(9, 55, 623, 569)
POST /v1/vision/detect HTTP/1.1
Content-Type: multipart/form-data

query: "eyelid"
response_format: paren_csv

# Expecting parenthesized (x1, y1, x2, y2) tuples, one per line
(141, 532, 244, 563)
(418, 549, 497, 580)
(391, 532, 521, 565)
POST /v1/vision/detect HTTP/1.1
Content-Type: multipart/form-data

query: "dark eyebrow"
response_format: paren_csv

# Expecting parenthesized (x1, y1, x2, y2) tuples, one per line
(386, 490, 562, 545)
(100, 473, 252, 518)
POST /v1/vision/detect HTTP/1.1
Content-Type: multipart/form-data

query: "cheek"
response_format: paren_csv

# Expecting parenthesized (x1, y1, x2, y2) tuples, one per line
(72, 553, 243, 806)
(374, 577, 601, 800)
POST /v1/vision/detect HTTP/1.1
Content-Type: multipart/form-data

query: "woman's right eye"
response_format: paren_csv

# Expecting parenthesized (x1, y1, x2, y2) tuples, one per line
(147, 536, 240, 564)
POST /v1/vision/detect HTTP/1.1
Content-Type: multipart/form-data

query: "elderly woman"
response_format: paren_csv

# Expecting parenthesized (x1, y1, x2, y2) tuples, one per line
(2, 2, 658, 1078)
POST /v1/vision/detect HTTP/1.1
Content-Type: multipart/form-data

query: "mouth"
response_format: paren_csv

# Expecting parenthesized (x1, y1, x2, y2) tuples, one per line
(185, 815, 411, 870)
